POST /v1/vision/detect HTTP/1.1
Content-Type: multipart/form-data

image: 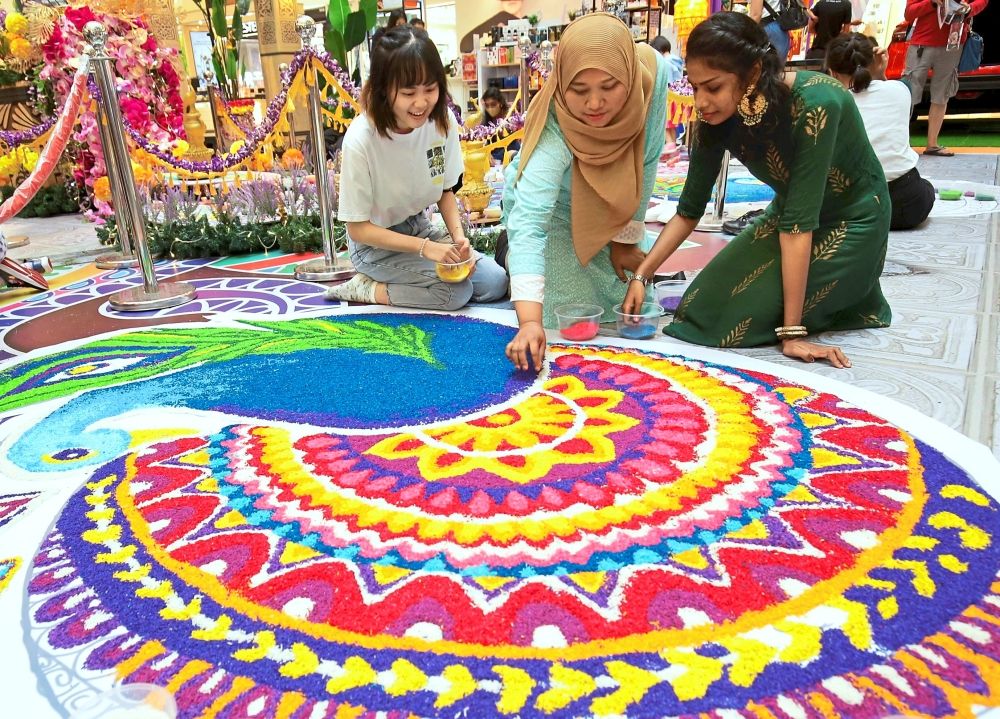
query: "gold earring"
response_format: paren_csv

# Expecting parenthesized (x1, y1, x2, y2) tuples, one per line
(695, 108, 704, 121)
(737, 84, 767, 126)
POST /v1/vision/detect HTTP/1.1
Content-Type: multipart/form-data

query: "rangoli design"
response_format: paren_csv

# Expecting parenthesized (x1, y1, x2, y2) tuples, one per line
(3, 311, 999, 718)
(0, 556, 20, 594)
(0, 490, 41, 530)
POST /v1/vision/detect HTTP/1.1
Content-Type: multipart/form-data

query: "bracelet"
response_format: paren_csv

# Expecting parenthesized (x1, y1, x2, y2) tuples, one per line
(775, 324, 808, 341)
(630, 273, 651, 287)
(418, 237, 429, 259)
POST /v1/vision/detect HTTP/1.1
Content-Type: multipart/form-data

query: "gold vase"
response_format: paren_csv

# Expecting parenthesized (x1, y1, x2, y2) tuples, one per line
(457, 140, 493, 213)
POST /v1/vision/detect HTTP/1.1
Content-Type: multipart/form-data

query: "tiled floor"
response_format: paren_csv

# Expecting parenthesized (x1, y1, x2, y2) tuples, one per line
(727, 154, 1000, 458)
(5, 154, 1000, 460)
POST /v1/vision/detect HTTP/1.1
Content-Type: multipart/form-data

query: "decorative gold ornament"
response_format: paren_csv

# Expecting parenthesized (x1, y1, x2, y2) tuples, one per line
(180, 79, 214, 162)
(737, 84, 767, 126)
(456, 140, 493, 213)
(25, 5, 59, 46)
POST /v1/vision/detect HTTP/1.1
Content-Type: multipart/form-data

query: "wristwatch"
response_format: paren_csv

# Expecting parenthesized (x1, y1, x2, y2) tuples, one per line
(630, 273, 651, 286)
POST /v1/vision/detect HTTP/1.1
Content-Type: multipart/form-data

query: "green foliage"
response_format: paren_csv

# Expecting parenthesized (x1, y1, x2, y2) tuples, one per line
(324, 0, 378, 72)
(324, 27, 348, 70)
(327, 0, 350, 33)
(0, 182, 79, 218)
(0, 68, 25, 86)
(202, 0, 245, 100)
(360, 0, 378, 29)
(210, 0, 228, 38)
(469, 226, 503, 256)
(97, 213, 349, 261)
(344, 11, 369, 49)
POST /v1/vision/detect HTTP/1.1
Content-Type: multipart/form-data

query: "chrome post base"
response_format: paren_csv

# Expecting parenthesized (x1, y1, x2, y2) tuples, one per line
(294, 256, 356, 282)
(696, 212, 734, 233)
(108, 281, 197, 311)
(95, 252, 141, 269)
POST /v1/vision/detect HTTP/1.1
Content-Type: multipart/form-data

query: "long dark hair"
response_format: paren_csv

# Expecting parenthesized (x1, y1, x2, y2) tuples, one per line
(825, 33, 875, 93)
(686, 12, 790, 158)
(361, 25, 451, 138)
(480, 86, 508, 119)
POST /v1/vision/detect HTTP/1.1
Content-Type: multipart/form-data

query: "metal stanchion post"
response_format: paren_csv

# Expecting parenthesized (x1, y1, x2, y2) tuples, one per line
(293, 16, 355, 282)
(518, 35, 532, 115)
(539, 40, 554, 75)
(84, 22, 196, 311)
(91, 54, 139, 269)
(696, 149, 734, 232)
(202, 69, 224, 155)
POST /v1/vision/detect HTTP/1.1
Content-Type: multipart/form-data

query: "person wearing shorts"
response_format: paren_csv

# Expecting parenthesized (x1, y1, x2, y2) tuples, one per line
(901, 0, 989, 156)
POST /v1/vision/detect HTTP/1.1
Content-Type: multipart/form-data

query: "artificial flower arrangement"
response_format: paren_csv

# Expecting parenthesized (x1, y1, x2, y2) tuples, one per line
(0, 8, 44, 85)
(15, 2, 186, 219)
(0, 142, 80, 217)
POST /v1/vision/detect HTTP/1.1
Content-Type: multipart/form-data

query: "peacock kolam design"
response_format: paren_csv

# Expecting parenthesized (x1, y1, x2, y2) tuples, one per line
(4, 311, 1000, 718)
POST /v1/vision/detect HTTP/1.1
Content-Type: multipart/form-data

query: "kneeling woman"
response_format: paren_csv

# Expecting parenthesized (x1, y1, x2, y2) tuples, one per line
(328, 25, 507, 310)
(624, 12, 891, 368)
(502, 13, 670, 371)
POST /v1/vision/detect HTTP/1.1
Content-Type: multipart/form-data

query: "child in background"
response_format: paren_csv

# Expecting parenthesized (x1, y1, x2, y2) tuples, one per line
(650, 36, 684, 153)
(473, 87, 520, 163)
(327, 25, 508, 309)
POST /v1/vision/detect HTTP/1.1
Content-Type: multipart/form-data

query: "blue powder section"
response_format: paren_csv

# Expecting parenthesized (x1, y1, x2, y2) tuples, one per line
(664, 176, 775, 204)
(10, 314, 531, 472)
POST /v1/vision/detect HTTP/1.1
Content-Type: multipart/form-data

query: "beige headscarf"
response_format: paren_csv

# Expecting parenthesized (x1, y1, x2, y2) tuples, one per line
(515, 13, 658, 266)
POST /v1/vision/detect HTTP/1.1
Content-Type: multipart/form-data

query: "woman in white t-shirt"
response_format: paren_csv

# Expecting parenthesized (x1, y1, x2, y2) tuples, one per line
(327, 25, 507, 309)
(826, 33, 935, 230)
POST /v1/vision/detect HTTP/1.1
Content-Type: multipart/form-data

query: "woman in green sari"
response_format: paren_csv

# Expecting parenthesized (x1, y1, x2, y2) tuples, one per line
(623, 12, 891, 368)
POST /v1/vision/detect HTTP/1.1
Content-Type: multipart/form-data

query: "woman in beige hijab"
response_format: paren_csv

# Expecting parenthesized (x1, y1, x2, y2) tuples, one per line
(501, 13, 670, 371)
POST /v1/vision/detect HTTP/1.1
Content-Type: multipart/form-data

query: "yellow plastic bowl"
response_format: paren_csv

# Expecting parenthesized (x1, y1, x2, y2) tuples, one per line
(435, 257, 475, 283)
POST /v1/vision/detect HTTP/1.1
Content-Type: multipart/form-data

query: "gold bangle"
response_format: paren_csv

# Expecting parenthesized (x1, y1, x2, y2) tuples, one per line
(631, 273, 651, 286)
(774, 325, 806, 333)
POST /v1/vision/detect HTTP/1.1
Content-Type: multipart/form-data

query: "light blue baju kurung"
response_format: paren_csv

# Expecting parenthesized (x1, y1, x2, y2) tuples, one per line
(502, 53, 671, 327)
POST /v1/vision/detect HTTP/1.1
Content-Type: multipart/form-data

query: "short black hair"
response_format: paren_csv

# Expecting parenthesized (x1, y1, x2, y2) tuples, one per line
(650, 36, 671, 54)
(387, 8, 407, 26)
(361, 25, 452, 138)
(410, 17, 425, 28)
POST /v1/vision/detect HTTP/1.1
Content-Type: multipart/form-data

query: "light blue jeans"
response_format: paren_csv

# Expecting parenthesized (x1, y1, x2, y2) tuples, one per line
(763, 20, 790, 67)
(348, 212, 508, 311)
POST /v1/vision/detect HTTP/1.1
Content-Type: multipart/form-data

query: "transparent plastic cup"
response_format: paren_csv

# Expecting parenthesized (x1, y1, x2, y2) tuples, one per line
(613, 302, 661, 340)
(435, 256, 476, 283)
(554, 303, 603, 341)
(69, 683, 177, 719)
(654, 279, 689, 314)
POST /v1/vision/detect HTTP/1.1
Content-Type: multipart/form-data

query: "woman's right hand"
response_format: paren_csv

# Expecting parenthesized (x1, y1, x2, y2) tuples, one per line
(781, 338, 852, 368)
(423, 240, 462, 264)
(621, 278, 648, 315)
(506, 321, 547, 372)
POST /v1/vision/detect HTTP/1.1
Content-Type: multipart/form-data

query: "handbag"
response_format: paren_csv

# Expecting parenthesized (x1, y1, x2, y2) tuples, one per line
(958, 26, 984, 73)
(763, 0, 810, 32)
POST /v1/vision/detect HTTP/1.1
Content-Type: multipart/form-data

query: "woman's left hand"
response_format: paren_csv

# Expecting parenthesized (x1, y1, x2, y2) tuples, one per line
(781, 338, 852, 369)
(609, 241, 646, 282)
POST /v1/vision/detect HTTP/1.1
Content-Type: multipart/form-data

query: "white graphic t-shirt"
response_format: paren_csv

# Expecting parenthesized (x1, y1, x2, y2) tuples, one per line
(337, 112, 463, 229)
